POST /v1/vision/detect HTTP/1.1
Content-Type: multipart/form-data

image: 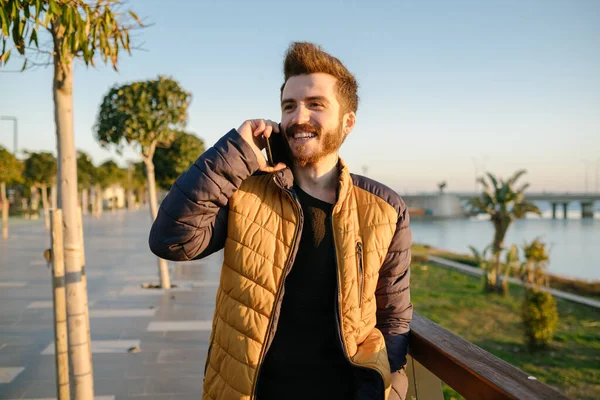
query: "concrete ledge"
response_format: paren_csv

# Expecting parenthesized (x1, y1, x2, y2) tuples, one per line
(427, 255, 600, 309)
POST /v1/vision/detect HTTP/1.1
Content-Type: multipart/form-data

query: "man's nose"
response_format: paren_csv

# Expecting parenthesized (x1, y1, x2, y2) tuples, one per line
(290, 105, 310, 125)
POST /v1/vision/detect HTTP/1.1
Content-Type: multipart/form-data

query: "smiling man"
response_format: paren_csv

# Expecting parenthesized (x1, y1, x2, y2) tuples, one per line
(149, 42, 412, 400)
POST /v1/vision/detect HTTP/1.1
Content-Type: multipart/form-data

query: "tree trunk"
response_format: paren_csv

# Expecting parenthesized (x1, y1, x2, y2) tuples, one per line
(127, 189, 134, 211)
(492, 216, 511, 295)
(109, 186, 114, 213)
(41, 184, 50, 230)
(81, 189, 89, 215)
(144, 155, 171, 288)
(1, 182, 8, 239)
(137, 188, 143, 207)
(51, 184, 58, 209)
(95, 184, 103, 218)
(52, 29, 94, 399)
(492, 216, 511, 253)
(50, 210, 71, 400)
(31, 186, 40, 219)
(21, 198, 30, 219)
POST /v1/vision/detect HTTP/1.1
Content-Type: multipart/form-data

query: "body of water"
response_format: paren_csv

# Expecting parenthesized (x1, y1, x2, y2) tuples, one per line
(411, 211, 599, 281)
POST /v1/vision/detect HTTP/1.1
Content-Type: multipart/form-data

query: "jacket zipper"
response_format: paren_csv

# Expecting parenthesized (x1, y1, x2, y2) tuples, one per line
(203, 341, 213, 378)
(331, 215, 385, 398)
(251, 184, 303, 399)
(357, 241, 364, 308)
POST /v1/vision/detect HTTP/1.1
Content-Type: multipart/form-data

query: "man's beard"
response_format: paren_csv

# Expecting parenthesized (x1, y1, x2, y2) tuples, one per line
(284, 119, 345, 168)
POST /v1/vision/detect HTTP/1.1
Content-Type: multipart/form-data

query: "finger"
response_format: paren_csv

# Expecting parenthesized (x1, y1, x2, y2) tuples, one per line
(261, 162, 287, 173)
(263, 124, 273, 139)
(264, 119, 279, 134)
(253, 119, 266, 136)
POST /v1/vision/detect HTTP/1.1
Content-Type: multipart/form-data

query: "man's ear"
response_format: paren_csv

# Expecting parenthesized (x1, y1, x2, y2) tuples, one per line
(343, 111, 356, 137)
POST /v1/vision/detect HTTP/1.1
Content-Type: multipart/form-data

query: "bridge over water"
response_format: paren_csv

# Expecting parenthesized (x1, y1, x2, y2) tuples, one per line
(402, 192, 600, 219)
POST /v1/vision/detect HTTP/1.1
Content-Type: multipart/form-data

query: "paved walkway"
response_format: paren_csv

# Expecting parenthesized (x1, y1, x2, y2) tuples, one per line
(0, 210, 222, 400)
(429, 255, 600, 309)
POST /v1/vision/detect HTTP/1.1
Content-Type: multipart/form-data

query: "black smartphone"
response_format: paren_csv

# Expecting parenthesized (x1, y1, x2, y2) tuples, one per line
(265, 124, 288, 167)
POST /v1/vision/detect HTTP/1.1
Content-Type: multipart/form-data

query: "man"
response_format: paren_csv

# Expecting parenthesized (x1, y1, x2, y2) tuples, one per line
(149, 42, 412, 400)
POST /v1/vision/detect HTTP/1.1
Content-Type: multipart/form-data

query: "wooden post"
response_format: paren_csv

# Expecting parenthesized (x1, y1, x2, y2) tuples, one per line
(77, 206, 93, 377)
(50, 209, 71, 400)
(1, 182, 8, 239)
(405, 355, 444, 400)
(51, 184, 58, 209)
(42, 184, 50, 230)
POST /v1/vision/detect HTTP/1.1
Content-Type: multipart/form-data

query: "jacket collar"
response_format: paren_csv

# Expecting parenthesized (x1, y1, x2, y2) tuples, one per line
(274, 158, 353, 207)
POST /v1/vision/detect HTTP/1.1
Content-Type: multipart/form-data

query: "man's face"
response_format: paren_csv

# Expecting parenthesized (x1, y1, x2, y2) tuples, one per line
(280, 73, 351, 167)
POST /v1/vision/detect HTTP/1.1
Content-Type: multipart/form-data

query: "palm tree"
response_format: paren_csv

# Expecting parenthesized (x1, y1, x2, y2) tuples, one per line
(468, 170, 541, 294)
(468, 170, 541, 252)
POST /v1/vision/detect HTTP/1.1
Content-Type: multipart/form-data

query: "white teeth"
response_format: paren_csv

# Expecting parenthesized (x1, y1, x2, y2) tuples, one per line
(294, 132, 316, 139)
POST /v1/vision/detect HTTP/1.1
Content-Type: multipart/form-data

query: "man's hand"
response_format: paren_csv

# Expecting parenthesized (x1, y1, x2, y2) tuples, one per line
(237, 119, 287, 173)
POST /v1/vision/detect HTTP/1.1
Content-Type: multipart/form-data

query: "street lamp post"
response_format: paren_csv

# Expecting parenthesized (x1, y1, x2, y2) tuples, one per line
(582, 159, 591, 194)
(596, 158, 600, 194)
(0, 116, 18, 155)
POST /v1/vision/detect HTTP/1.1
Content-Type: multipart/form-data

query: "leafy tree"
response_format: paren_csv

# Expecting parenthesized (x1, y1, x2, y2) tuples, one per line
(1, 2, 143, 394)
(153, 131, 205, 190)
(95, 76, 192, 288)
(96, 159, 125, 211)
(0, 146, 22, 238)
(77, 150, 95, 189)
(468, 170, 541, 295)
(23, 151, 56, 228)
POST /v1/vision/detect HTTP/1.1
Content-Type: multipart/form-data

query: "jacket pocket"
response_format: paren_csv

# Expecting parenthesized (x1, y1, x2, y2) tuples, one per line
(357, 241, 364, 307)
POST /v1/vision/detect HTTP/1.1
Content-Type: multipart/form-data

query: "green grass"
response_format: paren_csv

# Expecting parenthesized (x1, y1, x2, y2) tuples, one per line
(411, 262, 600, 400)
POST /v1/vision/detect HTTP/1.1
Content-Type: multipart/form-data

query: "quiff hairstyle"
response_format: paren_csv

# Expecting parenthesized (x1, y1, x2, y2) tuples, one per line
(281, 42, 359, 115)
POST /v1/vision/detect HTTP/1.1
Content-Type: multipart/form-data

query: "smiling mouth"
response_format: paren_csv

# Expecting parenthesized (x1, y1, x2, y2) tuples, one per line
(292, 132, 317, 141)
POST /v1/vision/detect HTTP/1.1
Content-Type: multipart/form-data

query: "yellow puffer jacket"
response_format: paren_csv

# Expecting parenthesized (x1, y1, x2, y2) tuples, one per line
(150, 130, 412, 400)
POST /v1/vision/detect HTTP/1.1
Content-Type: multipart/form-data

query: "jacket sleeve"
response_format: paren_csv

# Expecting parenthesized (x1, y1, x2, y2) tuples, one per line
(375, 202, 413, 371)
(148, 129, 259, 261)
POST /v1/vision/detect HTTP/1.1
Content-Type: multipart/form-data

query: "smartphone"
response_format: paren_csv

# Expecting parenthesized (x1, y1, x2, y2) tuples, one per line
(265, 124, 288, 167)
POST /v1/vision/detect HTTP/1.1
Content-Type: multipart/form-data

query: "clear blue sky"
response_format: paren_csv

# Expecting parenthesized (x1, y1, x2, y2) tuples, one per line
(1, 0, 599, 193)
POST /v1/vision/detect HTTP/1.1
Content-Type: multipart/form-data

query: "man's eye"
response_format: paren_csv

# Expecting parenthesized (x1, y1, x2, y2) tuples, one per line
(282, 104, 294, 111)
(310, 103, 324, 108)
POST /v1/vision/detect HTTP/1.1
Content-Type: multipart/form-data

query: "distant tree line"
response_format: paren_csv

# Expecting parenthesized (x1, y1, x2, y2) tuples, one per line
(0, 126, 204, 226)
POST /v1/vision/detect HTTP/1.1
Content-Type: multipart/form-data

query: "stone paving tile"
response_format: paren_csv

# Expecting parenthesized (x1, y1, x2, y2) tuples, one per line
(0, 382, 31, 400)
(0, 282, 28, 288)
(0, 367, 25, 383)
(146, 321, 212, 332)
(41, 340, 141, 355)
(90, 309, 156, 318)
(94, 377, 146, 397)
(27, 300, 98, 309)
(118, 286, 193, 296)
(124, 361, 205, 379)
(144, 375, 203, 395)
(156, 349, 208, 364)
(26, 301, 53, 309)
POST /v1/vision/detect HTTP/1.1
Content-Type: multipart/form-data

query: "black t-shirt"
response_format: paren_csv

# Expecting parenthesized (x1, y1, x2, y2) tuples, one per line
(256, 185, 355, 400)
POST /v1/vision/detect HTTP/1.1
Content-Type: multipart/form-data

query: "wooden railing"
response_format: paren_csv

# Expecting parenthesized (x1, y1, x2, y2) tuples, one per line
(405, 313, 569, 400)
